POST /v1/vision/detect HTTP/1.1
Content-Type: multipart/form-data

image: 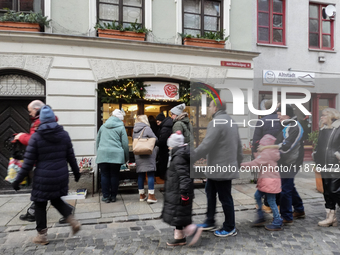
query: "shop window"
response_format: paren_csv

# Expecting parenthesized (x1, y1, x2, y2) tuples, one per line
(144, 104, 168, 118)
(122, 104, 138, 127)
(0, 0, 43, 14)
(102, 103, 120, 123)
(257, 0, 285, 45)
(309, 4, 334, 50)
(98, 0, 144, 28)
(183, 0, 222, 37)
(318, 99, 330, 120)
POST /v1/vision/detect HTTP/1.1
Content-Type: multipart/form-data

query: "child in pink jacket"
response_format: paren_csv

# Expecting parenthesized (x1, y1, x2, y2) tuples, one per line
(241, 134, 283, 231)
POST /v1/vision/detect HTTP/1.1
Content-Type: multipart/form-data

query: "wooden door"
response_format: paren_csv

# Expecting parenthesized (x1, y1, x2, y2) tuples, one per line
(0, 99, 32, 190)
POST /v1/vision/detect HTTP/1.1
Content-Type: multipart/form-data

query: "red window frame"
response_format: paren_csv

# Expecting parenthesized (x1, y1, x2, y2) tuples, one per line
(309, 3, 334, 50)
(257, 0, 286, 45)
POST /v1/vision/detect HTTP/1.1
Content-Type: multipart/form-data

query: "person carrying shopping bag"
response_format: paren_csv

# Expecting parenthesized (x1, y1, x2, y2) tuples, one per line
(133, 115, 158, 203)
(12, 106, 81, 245)
(313, 108, 340, 227)
(241, 134, 283, 231)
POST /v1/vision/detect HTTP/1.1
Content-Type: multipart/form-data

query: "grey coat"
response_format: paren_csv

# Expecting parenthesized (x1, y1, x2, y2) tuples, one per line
(193, 110, 243, 181)
(133, 122, 158, 173)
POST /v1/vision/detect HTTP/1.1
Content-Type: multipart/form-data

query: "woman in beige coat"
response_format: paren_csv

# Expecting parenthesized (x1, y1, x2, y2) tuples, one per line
(133, 115, 158, 203)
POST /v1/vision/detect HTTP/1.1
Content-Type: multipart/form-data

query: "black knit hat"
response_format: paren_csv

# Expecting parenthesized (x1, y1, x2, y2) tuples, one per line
(277, 104, 295, 118)
(156, 112, 165, 121)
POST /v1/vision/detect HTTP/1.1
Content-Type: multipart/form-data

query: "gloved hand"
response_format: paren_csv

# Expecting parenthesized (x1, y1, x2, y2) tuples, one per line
(74, 173, 81, 182)
(181, 195, 190, 206)
(12, 180, 20, 191)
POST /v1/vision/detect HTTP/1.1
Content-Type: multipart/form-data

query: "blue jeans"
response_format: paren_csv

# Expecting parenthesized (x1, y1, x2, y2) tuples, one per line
(205, 179, 235, 232)
(280, 177, 304, 221)
(254, 190, 281, 221)
(99, 163, 121, 199)
(138, 172, 155, 190)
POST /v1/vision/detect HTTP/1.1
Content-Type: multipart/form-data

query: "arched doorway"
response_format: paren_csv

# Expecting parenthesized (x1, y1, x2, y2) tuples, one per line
(0, 69, 45, 191)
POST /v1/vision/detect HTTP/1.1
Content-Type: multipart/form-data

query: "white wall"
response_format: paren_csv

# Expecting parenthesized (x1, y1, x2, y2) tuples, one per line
(51, 0, 90, 36)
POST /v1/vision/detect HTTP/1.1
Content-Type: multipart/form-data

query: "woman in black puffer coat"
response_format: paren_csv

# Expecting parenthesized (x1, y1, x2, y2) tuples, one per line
(156, 113, 173, 180)
(162, 131, 202, 246)
(314, 108, 340, 227)
(13, 106, 81, 245)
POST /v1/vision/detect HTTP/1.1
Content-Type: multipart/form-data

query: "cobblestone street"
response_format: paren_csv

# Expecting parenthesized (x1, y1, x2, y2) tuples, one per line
(1, 201, 340, 255)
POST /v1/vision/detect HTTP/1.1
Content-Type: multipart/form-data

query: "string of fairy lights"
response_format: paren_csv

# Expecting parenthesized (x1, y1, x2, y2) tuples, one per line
(104, 81, 143, 100)
(102, 80, 208, 104)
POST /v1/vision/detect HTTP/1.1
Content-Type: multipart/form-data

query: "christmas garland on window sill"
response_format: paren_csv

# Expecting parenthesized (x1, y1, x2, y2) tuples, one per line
(97, 79, 218, 105)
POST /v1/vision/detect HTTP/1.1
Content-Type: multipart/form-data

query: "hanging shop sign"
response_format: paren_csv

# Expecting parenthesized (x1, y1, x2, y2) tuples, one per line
(144, 81, 179, 100)
(263, 70, 315, 87)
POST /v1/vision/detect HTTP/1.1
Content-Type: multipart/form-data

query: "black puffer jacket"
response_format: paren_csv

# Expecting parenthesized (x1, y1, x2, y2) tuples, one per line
(252, 113, 282, 153)
(275, 117, 304, 167)
(162, 145, 193, 227)
(314, 120, 340, 167)
(15, 122, 79, 202)
(156, 117, 173, 179)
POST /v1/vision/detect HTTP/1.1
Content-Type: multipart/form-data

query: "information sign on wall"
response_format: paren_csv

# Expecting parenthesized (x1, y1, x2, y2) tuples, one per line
(144, 81, 179, 100)
(263, 70, 315, 86)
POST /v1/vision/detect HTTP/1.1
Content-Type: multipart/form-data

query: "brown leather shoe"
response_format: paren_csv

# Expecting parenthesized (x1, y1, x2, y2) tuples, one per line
(262, 205, 272, 213)
(293, 211, 305, 219)
(283, 219, 293, 225)
(147, 194, 157, 203)
(139, 194, 147, 202)
(32, 228, 49, 245)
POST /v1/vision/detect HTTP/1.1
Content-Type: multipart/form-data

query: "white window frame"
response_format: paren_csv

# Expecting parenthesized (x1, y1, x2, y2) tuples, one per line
(175, 0, 230, 47)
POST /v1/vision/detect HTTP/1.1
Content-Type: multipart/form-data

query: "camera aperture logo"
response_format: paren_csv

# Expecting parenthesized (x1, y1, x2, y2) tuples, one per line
(198, 83, 222, 115)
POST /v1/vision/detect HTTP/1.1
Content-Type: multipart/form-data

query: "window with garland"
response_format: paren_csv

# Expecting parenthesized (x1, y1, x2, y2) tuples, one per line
(97, 79, 220, 147)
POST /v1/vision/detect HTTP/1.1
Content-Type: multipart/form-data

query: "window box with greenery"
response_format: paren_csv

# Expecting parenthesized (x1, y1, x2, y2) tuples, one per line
(0, 9, 51, 32)
(95, 21, 150, 41)
(179, 31, 228, 49)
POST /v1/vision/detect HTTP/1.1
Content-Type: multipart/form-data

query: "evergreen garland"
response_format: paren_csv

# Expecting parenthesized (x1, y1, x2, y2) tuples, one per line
(97, 79, 149, 103)
(97, 79, 218, 105)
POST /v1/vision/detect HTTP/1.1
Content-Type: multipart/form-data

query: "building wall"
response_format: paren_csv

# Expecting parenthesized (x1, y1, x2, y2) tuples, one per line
(51, 0, 90, 36)
(229, 0, 255, 52)
(0, 32, 257, 151)
(230, 0, 340, 121)
(254, 0, 340, 78)
(151, 0, 177, 44)
(0, 0, 259, 187)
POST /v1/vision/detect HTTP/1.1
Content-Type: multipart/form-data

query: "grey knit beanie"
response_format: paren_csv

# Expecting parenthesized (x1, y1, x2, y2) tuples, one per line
(170, 103, 186, 116)
(167, 131, 185, 148)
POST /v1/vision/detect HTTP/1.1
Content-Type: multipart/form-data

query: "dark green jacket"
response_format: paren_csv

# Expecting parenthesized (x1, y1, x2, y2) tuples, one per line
(172, 112, 194, 146)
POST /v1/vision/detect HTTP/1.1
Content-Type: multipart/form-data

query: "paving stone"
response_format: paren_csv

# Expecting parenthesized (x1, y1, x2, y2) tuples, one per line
(23, 225, 36, 231)
(79, 219, 98, 225)
(127, 215, 139, 221)
(130, 227, 141, 231)
(98, 218, 113, 224)
(142, 226, 155, 231)
(94, 224, 107, 229)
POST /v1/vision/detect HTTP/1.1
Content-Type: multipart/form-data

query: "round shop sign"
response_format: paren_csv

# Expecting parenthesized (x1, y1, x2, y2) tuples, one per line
(164, 84, 178, 98)
(264, 71, 276, 83)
